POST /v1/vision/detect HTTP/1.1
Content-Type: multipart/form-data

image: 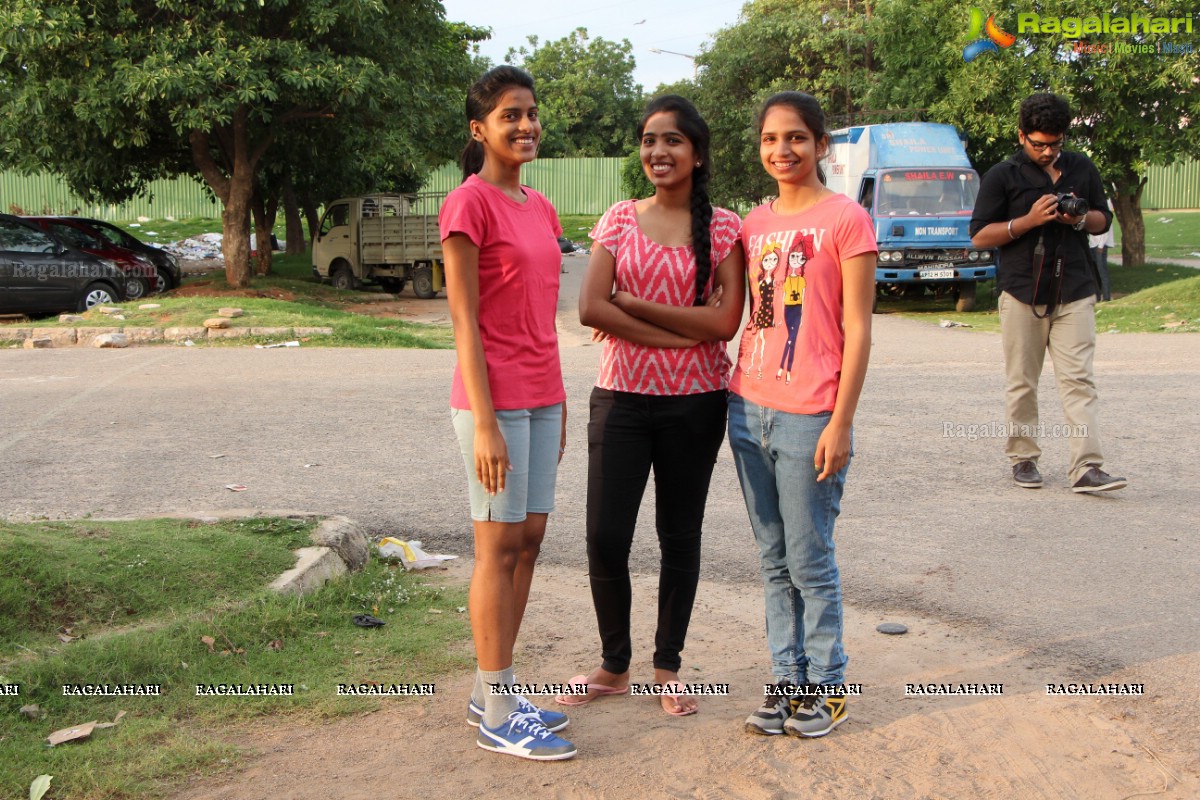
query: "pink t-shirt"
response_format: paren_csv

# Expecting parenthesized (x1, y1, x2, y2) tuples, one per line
(730, 193, 876, 413)
(591, 201, 742, 395)
(439, 174, 565, 410)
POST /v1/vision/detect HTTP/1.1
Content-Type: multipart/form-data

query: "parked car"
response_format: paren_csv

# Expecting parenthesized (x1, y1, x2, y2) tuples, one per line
(64, 217, 183, 292)
(0, 214, 127, 315)
(24, 217, 158, 300)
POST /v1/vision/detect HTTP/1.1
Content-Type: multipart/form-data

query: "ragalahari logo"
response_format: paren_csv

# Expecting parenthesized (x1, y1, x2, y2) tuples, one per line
(963, 9, 1016, 61)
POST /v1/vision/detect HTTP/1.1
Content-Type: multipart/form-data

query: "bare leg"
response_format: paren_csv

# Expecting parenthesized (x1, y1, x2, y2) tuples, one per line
(470, 519, 527, 671)
(511, 512, 548, 640)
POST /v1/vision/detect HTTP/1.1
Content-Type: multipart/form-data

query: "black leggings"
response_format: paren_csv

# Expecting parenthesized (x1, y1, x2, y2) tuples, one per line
(586, 387, 727, 674)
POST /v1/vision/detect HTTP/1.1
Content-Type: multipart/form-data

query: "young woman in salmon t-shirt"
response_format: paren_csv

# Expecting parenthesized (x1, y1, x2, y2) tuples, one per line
(731, 92, 876, 739)
(559, 95, 745, 717)
(439, 66, 575, 761)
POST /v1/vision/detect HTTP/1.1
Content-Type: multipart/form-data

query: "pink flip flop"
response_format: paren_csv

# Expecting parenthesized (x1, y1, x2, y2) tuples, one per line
(660, 681, 698, 717)
(555, 674, 629, 706)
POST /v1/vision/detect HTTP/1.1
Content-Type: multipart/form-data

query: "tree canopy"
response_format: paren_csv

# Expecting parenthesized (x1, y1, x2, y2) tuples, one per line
(688, 0, 1199, 265)
(506, 27, 643, 158)
(0, 0, 483, 286)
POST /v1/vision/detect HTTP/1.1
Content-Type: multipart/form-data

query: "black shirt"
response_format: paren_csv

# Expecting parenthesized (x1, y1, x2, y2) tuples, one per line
(970, 149, 1112, 306)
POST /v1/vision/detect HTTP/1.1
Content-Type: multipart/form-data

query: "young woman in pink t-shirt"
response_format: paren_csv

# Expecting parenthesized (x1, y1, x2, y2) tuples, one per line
(560, 96, 744, 716)
(439, 66, 574, 761)
(730, 92, 876, 739)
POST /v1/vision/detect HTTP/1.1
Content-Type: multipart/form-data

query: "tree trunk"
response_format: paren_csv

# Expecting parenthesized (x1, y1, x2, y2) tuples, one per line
(187, 106, 277, 289)
(300, 191, 320, 250)
(283, 174, 305, 256)
(251, 192, 272, 276)
(1108, 171, 1147, 269)
(222, 179, 254, 288)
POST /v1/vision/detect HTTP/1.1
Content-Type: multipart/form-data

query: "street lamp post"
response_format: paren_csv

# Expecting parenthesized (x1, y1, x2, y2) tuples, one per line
(648, 47, 698, 78)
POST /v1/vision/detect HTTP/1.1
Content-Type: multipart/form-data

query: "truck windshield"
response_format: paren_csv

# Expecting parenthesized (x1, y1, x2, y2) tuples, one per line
(876, 169, 979, 216)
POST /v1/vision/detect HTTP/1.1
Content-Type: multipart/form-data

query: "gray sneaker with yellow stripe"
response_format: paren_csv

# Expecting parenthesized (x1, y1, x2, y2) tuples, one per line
(783, 688, 848, 737)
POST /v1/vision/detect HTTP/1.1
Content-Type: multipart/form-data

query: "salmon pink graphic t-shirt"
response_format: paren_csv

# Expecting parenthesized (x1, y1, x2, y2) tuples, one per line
(590, 200, 742, 395)
(731, 193, 876, 414)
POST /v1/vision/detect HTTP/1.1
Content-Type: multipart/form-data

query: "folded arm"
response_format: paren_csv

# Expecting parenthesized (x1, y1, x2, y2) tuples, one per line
(610, 242, 746, 341)
(578, 243, 700, 348)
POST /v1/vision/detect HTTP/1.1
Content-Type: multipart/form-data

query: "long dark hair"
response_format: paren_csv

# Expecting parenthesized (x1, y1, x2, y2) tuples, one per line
(756, 91, 829, 185)
(460, 66, 537, 180)
(638, 95, 714, 306)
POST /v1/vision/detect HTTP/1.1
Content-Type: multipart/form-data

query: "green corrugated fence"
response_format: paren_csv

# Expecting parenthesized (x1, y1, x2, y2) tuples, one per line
(0, 171, 219, 219)
(1142, 158, 1200, 210)
(420, 157, 628, 215)
(4, 156, 1195, 218)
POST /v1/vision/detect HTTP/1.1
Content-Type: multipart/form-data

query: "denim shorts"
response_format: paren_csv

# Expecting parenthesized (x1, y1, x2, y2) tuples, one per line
(450, 403, 562, 523)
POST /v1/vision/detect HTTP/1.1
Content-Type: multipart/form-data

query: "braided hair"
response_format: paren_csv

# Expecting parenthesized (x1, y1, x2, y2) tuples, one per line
(637, 95, 714, 306)
(460, 66, 537, 181)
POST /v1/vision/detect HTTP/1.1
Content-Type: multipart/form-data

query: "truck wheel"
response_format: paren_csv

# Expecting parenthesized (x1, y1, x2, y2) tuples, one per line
(955, 282, 977, 312)
(413, 264, 436, 299)
(332, 265, 357, 291)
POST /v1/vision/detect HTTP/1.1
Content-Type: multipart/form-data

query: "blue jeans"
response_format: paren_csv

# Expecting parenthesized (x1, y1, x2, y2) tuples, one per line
(727, 394, 849, 686)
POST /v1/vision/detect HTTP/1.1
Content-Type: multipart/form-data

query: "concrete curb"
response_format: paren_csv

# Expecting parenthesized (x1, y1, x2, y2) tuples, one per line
(0, 327, 333, 347)
(88, 509, 370, 596)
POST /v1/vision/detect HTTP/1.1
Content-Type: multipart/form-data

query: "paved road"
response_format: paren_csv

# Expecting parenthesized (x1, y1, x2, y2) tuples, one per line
(2, 258, 1197, 685)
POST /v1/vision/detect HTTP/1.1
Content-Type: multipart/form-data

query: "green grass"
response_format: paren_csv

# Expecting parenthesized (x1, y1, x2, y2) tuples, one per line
(110, 217, 221, 243)
(893, 265, 1200, 332)
(0, 518, 470, 800)
(559, 214, 600, 247)
(1114, 210, 1200, 260)
(14, 252, 454, 348)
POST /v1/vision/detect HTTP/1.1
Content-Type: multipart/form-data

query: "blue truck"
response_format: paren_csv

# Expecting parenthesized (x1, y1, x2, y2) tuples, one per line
(825, 123, 996, 312)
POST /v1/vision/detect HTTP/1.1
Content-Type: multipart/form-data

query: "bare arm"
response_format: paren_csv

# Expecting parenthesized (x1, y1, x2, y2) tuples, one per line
(972, 193, 1108, 248)
(443, 233, 510, 496)
(578, 242, 700, 348)
(610, 242, 746, 341)
(815, 252, 874, 482)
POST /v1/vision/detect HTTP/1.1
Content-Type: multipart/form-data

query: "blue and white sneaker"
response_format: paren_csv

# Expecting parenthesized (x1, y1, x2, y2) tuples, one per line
(476, 710, 577, 761)
(467, 696, 569, 732)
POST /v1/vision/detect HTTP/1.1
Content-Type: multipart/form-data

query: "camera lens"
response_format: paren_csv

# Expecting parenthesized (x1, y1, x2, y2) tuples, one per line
(1056, 194, 1089, 217)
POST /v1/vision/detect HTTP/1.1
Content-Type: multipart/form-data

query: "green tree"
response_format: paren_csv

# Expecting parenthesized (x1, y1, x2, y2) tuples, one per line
(869, 0, 1200, 268)
(0, 1, 482, 287)
(692, 0, 877, 207)
(506, 28, 643, 157)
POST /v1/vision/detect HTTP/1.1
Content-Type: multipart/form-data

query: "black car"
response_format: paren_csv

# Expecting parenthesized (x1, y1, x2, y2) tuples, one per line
(65, 217, 183, 292)
(0, 214, 128, 315)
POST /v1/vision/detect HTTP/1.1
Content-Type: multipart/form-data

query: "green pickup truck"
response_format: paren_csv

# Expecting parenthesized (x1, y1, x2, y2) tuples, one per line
(311, 194, 444, 298)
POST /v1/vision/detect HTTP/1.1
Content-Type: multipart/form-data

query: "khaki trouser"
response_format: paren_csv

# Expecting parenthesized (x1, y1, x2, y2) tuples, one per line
(998, 291, 1104, 483)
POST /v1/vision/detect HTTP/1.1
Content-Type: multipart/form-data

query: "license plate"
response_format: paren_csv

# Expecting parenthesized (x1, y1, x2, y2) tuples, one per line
(918, 269, 956, 280)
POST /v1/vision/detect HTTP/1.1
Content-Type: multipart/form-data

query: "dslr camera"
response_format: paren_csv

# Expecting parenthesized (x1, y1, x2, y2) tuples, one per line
(1054, 193, 1089, 217)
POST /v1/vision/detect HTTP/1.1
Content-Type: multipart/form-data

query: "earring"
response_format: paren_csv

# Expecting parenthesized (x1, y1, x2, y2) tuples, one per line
(695, 161, 702, 167)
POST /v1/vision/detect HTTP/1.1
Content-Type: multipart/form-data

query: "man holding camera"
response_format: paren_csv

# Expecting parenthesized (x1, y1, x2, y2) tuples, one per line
(970, 92, 1126, 493)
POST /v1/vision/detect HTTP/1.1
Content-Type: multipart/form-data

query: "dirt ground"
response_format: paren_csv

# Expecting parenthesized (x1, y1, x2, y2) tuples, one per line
(173, 563, 1196, 800)
(4, 254, 1197, 799)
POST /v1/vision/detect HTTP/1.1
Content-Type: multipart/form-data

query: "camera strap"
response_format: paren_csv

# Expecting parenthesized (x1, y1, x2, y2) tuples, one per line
(1030, 230, 1064, 319)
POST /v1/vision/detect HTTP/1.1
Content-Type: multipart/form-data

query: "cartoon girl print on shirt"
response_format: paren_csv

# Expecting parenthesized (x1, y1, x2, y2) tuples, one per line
(744, 241, 781, 379)
(777, 235, 813, 384)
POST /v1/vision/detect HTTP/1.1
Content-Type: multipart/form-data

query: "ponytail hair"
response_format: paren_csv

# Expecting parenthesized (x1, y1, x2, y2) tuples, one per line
(637, 95, 714, 306)
(460, 66, 538, 181)
(756, 91, 830, 185)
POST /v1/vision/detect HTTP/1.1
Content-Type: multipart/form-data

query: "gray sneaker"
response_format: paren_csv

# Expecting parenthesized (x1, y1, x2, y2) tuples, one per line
(783, 689, 848, 738)
(1072, 466, 1127, 493)
(1013, 460, 1042, 488)
(745, 680, 801, 735)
